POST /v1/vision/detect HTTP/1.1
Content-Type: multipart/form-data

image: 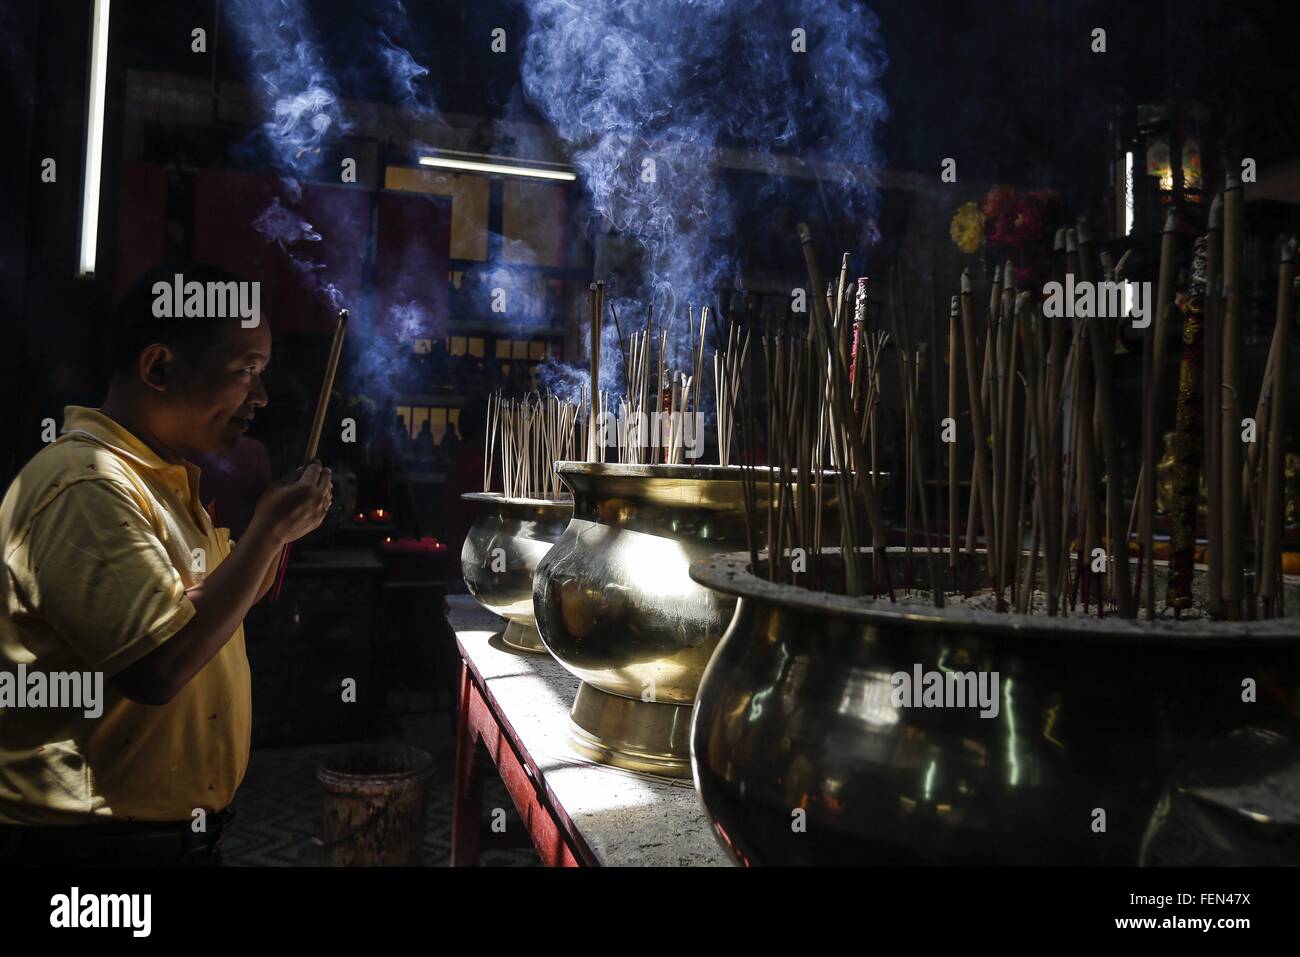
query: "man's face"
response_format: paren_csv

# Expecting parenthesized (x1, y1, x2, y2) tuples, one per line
(161, 321, 272, 456)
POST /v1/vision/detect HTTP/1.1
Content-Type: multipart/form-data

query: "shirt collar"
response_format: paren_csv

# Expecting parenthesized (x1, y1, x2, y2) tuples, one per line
(61, 406, 211, 526)
(60, 406, 198, 480)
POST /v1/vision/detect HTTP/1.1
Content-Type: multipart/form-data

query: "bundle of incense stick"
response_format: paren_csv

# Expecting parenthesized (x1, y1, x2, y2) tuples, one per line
(886, 267, 943, 605)
(744, 332, 839, 591)
(608, 301, 721, 464)
(734, 227, 892, 599)
(728, 197, 1293, 623)
(713, 321, 751, 466)
(483, 391, 581, 499)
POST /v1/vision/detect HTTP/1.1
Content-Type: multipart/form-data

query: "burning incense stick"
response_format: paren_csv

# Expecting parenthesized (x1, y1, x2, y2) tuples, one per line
(272, 307, 349, 602)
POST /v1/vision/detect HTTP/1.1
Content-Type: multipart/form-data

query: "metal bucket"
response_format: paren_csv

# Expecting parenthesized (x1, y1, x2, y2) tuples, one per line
(316, 745, 434, 866)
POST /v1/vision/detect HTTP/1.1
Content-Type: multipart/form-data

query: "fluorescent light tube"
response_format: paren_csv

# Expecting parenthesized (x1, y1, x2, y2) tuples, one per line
(79, 0, 111, 277)
(417, 155, 576, 182)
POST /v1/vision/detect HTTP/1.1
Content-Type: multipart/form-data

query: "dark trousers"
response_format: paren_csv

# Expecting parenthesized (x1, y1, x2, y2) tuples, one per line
(0, 806, 234, 867)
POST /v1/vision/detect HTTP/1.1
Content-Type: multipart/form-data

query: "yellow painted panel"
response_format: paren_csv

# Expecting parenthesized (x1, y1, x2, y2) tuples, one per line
(502, 179, 566, 267)
(385, 166, 490, 261)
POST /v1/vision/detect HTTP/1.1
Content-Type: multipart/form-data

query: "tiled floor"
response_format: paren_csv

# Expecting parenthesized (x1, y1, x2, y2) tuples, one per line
(222, 700, 540, 867)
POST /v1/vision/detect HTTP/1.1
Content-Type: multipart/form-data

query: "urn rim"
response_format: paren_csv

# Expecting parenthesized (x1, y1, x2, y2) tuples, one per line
(689, 550, 1300, 645)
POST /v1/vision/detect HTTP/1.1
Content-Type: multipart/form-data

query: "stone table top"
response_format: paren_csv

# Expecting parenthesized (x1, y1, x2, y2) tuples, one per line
(448, 595, 731, 867)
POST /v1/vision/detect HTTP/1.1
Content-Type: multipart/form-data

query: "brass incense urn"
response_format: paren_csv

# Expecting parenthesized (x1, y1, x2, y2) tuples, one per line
(460, 493, 573, 653)
(533, 462, 857, 778)
(689, 550, 1300, 865)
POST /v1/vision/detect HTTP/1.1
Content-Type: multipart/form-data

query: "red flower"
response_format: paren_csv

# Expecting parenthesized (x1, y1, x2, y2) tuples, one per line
(990, 194, 1045, 249)
(982, 185, 1016, 221)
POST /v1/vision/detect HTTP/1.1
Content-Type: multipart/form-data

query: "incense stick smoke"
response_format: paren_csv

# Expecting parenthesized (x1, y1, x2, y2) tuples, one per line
(520, 0, 889, 325)
(226, 0, 346, 179)
(226, 0, 349, 310)
(226, 0, 448, 390)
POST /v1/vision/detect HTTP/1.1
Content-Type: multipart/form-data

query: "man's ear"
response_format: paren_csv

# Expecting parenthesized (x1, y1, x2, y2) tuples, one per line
(138, 343, 176, 393)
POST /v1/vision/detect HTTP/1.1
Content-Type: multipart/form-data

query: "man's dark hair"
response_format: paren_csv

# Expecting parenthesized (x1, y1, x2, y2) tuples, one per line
(107, 264, 257, 375)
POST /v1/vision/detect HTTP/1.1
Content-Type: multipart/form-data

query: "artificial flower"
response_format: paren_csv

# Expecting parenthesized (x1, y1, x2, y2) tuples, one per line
(950, 201, 985, 254)
(982, 184, 1016, 221)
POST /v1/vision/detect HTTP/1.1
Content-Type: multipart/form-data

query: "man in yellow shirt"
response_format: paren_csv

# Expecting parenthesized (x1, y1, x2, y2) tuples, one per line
(0, 266, 332, 865)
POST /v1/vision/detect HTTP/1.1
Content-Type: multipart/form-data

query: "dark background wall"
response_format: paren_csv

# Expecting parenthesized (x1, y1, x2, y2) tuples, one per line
(3, 0, 1299, 486)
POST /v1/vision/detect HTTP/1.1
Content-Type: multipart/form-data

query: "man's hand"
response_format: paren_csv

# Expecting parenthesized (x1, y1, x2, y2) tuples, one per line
(113, 464, 330, 705)
(251, 461, 333, 544)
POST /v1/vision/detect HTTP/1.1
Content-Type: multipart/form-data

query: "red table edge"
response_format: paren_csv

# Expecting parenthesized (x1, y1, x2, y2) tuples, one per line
(451, 635, 600, 867)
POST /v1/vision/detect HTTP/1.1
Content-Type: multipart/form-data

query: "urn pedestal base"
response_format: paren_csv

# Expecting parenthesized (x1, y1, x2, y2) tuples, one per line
(501, 619, 547, 654)
(566, 683, 693, 778)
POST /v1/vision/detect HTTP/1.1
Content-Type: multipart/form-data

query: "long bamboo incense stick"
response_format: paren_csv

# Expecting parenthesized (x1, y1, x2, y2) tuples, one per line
(888, 284, 943, 606)
(1242, 292, 1289, 519)
(588, 283, 602, 461)
(798, 224, 891, 597)
(959, 268, 997, 589)
(999, 279, 1023, 595)
(272, 307, 349, 602)
(1141, 218, 1177, 619)
(1168, 237, 1210, 612)
(1203, 195, 1224, 617)
(1152, 210, 1180, 403)
(1221, 170, 1245, 618)
(1078, 219, 1134, 618)
(964, 266, 1001, 576)
(1259, 238, 1297, 614)
(948, 294, 960, 572)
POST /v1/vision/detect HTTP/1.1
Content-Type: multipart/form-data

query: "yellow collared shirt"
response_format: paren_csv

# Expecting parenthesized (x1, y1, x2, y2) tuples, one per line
(0, 407, 251, 824)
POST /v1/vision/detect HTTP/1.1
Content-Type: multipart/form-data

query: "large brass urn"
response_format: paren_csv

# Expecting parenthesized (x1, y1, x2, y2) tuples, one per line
(460, 493, 572, 653)
(533, 462, 852, 777)
(689, 550, 1300, 865)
